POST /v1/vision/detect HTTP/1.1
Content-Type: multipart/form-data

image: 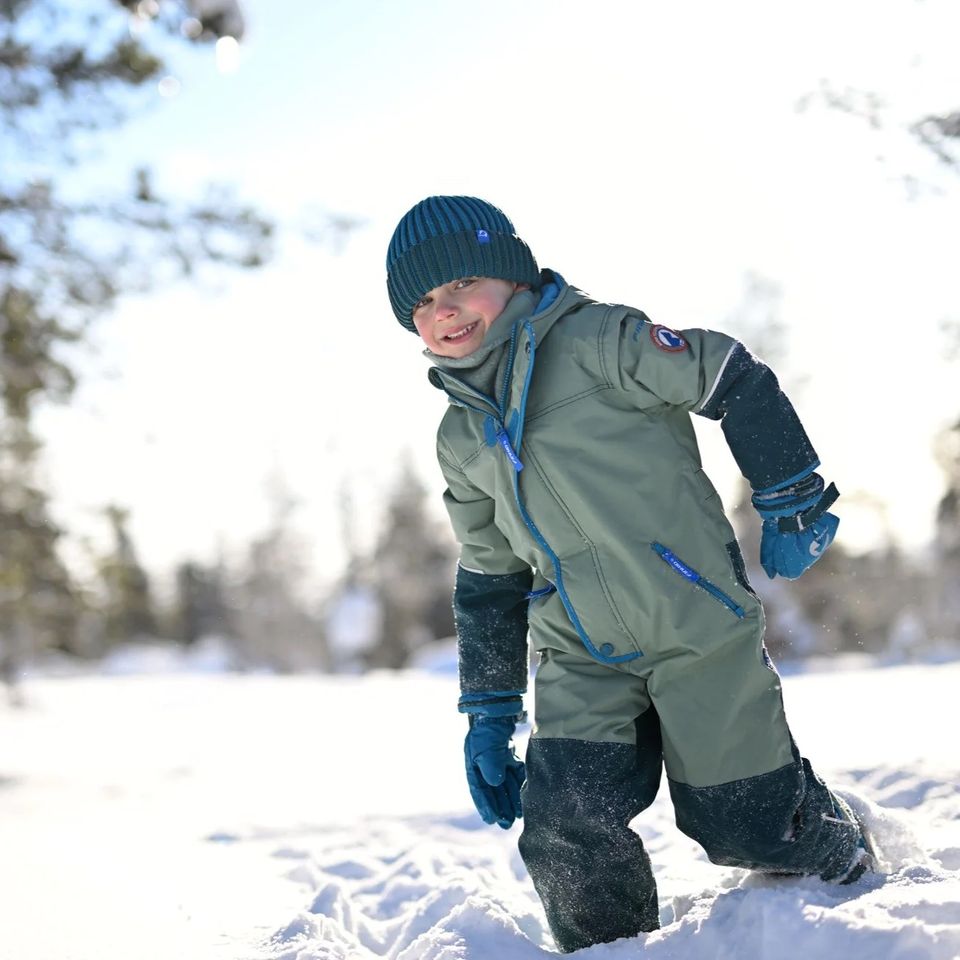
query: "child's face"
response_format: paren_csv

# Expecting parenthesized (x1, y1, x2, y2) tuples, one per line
(412, 277, 521, 357)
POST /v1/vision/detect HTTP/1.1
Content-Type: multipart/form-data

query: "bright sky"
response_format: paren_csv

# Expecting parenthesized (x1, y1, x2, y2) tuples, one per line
(35, 0, 960, 587)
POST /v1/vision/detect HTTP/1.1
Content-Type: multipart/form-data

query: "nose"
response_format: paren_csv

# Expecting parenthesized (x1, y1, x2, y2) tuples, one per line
(433, 291, 458, 320)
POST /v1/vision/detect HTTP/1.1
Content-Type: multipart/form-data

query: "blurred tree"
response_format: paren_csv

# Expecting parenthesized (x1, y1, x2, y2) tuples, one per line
(795, 3, 959, 184)
(172, 558, 232, 644)
(799, 78, 960, 182)
(930, 418, 960, 643)
(934, 334, 960, 553)
(0, 0, 270, 679)
(227, 474, 328, 672)
(794, 16, 960, 656)
(98, 504, 157, 645)
(0, 0, 270, 317)
(934, 428, 960, 552)
(0, 427, 79, 686)
(912, 110, 960, 172)
(0, 289, 81, 677)
(321, 482, 381, 671)
(366, 457, 456, 670)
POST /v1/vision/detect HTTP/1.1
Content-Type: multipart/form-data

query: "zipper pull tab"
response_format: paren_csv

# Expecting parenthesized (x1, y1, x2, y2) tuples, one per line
(496, 427, 523, 472)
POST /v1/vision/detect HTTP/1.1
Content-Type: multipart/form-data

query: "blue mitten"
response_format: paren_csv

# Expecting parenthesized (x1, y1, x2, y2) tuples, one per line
(463, 715, 525, 829)
(752, 471, 840, 580)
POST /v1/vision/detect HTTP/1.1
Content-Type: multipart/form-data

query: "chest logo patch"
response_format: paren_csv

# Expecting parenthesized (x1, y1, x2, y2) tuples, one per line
(650, 324, 688, 352)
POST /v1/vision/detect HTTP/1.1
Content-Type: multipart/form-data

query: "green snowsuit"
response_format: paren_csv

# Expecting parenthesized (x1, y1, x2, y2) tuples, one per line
(433, 274, 859, 952)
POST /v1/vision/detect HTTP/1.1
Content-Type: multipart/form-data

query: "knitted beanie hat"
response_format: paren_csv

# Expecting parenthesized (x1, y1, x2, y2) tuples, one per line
(386, 196, 540, 330)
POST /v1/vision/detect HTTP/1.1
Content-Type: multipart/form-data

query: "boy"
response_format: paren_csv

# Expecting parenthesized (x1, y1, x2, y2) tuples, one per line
(386, 196, 873, 953)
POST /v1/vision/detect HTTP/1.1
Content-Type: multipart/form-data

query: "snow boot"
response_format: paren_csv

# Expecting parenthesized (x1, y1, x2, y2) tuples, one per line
(829, 795, 877, 884)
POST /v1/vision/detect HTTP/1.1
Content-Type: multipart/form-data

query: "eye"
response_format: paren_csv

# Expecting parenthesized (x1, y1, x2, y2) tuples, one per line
(412, 295, 431, 313)
(454, 277, 477, 290)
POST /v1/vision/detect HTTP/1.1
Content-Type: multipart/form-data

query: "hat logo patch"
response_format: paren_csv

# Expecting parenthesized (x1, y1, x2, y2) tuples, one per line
(650, 325, 687, 352)
(476, 228, 491, 244)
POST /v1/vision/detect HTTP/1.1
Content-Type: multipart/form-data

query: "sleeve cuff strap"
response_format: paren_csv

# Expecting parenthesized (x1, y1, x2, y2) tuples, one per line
(752, 460, 820, 496)
(776, 483, 840, 533)
(457, 694, 525, 719)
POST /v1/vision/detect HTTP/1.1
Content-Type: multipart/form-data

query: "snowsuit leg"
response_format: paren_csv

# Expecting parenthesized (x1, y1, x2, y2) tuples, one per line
(518, 650, 663, 953)
(521, 624, 862, 953)
(648, 630, 861, 879)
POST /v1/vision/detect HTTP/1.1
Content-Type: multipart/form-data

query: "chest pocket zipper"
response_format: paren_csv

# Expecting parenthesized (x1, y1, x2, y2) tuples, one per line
(651, 542, 746, 619)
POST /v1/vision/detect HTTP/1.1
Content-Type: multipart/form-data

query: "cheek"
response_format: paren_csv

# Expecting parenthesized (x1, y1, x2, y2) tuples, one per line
(479, 293, 510, 317)
(412, 316, 433, 341)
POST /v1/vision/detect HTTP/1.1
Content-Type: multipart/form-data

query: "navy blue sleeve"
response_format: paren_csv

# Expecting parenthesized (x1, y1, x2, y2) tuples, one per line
(454, 565, 532, 695)
(697, 343, 818, 491)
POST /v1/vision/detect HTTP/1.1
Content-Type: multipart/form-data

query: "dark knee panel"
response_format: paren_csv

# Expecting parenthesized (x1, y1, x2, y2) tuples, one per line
(669, 757, 859, 878)
(523, 719, 663, 825)
(670, 758, 805, 865)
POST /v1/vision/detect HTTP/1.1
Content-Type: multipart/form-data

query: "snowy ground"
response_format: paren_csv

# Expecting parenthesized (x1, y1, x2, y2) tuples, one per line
(2, 649, 960, 960)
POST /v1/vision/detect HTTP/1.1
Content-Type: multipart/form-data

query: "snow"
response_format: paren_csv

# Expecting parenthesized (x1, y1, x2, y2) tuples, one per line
(1, 655, 959, 959)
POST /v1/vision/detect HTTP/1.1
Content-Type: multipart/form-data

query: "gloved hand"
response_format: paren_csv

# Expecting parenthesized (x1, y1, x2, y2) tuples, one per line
(752, 471, 840, 580)
(759, 513, 839, 580)
(464, 715, 525, 829)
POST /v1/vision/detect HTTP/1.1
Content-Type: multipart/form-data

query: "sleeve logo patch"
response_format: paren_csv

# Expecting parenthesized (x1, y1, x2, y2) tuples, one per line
(650, 324, 688, 352)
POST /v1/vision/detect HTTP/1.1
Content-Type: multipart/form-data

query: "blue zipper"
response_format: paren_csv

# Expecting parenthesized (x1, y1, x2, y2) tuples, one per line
(525, 585, 556, 601)
(509, 321, 641, 664)
(436, 321, 643, 665)
(651, 542, 745, 619)
(498, 323, 519, 417)
(496, 426, 523, 471)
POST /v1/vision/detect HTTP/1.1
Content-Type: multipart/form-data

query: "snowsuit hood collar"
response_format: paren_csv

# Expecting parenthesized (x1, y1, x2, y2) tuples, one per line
(426, 270, 585, 405)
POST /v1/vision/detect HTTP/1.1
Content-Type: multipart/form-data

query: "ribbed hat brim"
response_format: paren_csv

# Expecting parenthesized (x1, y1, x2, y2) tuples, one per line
(388, 229, 539, 330)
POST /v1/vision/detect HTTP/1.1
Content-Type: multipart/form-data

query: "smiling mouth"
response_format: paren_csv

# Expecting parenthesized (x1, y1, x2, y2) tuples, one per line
(443, 321, 479, 342)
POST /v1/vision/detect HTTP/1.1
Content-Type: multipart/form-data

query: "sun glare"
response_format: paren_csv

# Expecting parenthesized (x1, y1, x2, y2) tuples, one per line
(215, 36, 241, 75)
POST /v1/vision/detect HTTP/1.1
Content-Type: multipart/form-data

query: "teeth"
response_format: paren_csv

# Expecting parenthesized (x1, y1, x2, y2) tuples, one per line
(446, 323, 476, 341)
